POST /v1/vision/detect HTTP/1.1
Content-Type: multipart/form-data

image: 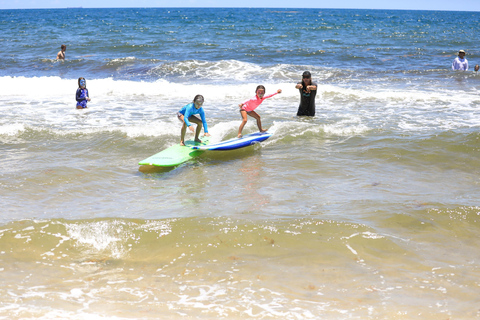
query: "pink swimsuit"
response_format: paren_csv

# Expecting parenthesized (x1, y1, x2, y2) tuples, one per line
(241, 92, 278, 112)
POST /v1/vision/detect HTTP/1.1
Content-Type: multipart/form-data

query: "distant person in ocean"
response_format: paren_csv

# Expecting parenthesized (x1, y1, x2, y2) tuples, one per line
(76, 77, 90, 109)
(474, 64, 479, 73)
(57, 44, 66, 60)
(452, 50, 468, 71)
(295, 71, 317, 116)
(238, 85, 282, 138)
(177, 95, 210, 146)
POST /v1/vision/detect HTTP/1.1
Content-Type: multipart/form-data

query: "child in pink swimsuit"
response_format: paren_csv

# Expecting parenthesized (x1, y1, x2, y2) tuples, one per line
(238, 85, 282, 138)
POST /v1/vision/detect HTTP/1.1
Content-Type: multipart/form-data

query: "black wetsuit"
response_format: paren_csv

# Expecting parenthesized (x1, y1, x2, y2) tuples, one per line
(296, 81, 317, 116)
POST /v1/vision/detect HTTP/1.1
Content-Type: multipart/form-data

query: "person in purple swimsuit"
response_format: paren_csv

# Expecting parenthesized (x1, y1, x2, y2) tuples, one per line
(75, 77, 91, 109)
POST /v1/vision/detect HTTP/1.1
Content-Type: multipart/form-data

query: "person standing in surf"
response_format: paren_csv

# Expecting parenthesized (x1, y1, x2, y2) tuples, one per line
(452, 50, 468, 71)
(57, 44, 66, 60)
(295, 71, 317, 116)
(178, 95, 210, 146)
(238, 85, 282, 138)
(75, 77, 90, 109)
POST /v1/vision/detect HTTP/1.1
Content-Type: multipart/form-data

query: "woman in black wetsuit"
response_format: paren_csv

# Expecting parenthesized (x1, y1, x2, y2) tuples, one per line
(295, 71, 317, 116)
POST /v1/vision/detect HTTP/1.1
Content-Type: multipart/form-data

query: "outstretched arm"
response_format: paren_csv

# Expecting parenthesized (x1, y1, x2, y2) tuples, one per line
(263, 91, 280, 100)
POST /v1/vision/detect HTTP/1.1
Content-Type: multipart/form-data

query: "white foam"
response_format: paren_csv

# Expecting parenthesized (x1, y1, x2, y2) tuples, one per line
(64, 220, 174, 259)
(1, 76, 479, 136)
(206, 120, 240, 143)
(0, 76, 296, 103)
(66, 221, 125, 258)
(109, 119, 180, 138)
(108, 57, 137, 64)
(323, 119, 371, 137)
(150, 59, 306, 82)
(0, 123, 26, 136)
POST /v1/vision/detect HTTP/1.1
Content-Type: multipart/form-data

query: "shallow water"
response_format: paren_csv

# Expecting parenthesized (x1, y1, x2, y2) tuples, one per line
(1, 7, 480, 319)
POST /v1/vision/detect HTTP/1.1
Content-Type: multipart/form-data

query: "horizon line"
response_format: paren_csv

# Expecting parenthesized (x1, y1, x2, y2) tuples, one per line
(1, 6, 479, 13)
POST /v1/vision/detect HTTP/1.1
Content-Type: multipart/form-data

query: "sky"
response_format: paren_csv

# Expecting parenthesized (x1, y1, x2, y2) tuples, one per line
(1, 0, 480, 11)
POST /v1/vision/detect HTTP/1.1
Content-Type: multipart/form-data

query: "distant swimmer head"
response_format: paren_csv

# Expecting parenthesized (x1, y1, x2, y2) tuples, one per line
(255, 85, 265, 98)
(475, 64, 479, 72)
(78, 77, 86, 88)
(193, 94, 204, 108)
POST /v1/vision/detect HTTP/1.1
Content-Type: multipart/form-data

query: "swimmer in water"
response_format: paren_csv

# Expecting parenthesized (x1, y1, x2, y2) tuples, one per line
(75, 77, 91, 109)
(57, 44, 66, 60)
(295, 71, 318, 117)
(452, 50, 468, 71)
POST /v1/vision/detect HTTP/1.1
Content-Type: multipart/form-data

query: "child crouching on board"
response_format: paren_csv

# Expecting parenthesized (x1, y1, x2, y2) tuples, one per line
(177, 95, 211, 146)
(75, 77, 91, 109)
(238, 85, 281, 138)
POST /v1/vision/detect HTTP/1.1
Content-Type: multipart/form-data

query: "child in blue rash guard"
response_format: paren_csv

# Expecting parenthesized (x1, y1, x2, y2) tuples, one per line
(76, 77, 91, 109)
(177, 95, 211, 146)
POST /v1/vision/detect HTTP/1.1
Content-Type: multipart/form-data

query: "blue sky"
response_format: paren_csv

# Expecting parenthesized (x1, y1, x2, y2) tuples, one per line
(1, 0, 480, 11)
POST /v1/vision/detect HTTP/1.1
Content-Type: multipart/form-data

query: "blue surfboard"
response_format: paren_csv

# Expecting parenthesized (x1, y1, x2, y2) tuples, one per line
(191, 132, 272, 151)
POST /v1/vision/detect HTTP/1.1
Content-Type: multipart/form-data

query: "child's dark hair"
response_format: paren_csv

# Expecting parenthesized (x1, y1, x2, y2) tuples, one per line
(78, 77, 86, 88)
(193, 94, 204, 102)
(255, 85, 265, 92)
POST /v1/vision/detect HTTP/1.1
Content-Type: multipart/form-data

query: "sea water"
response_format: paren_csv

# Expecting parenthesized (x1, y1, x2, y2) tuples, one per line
(0, 7, 479, 319)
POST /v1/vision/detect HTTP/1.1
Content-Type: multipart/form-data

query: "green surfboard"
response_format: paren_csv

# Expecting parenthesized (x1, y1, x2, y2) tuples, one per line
(138, 137, 210, 167)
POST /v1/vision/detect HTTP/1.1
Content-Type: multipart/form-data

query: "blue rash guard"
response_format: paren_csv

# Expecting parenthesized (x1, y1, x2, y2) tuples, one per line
(76, 88, 89, 108)
(178, 103, 208, 133)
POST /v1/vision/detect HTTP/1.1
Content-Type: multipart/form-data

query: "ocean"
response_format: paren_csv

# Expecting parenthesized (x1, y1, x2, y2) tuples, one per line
(0, 7, 480, 319)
